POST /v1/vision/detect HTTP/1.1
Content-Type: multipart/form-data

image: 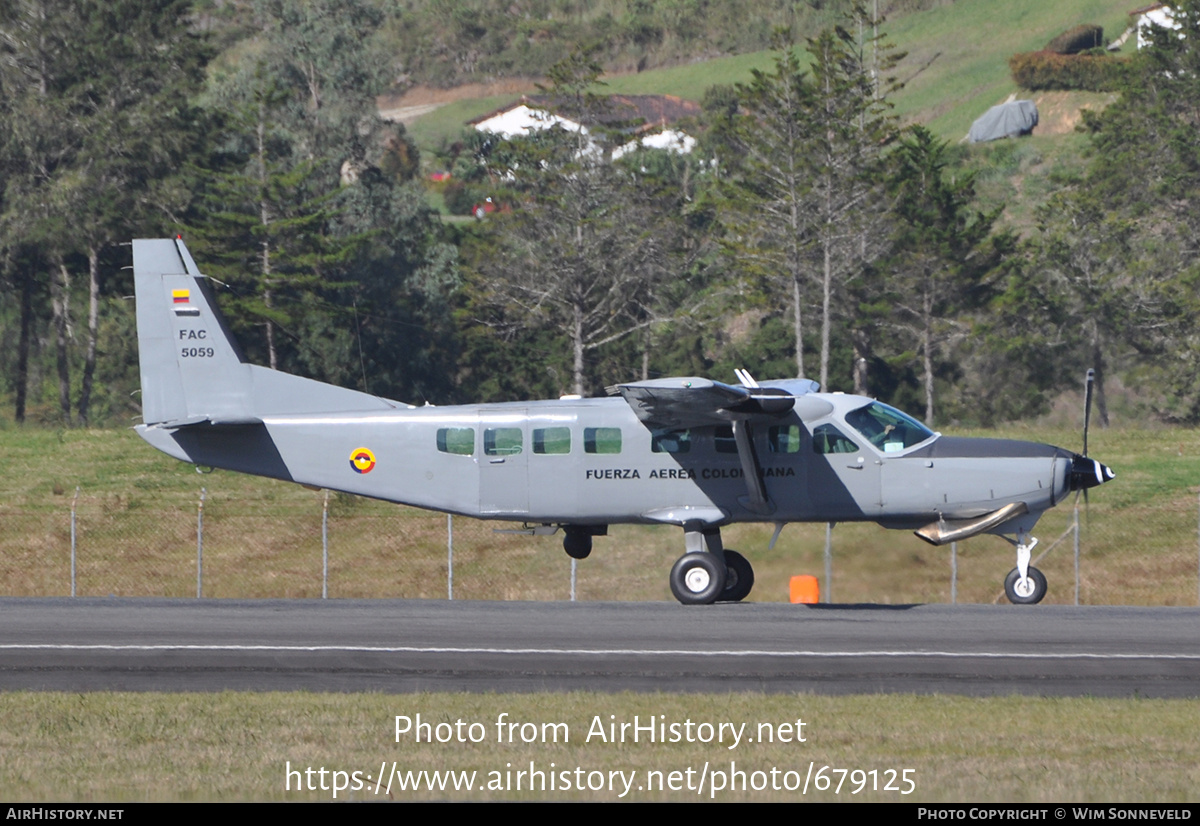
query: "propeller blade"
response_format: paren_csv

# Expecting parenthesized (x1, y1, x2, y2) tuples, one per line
(1083, 368, 1095, 458)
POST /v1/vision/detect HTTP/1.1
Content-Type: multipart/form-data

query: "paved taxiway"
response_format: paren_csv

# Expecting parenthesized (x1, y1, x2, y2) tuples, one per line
(2, 598, 1198, 696)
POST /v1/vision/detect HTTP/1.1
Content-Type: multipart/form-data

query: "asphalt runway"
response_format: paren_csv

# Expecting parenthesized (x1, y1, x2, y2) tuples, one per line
(2, 597, 1199, 696)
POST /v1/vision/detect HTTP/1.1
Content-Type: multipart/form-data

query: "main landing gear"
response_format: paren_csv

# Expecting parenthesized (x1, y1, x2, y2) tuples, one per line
(669, 528, 755, 605)
(1003, 533, 1047, 605)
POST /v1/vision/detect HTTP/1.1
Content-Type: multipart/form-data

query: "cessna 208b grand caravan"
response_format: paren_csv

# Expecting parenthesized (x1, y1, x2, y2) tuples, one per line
(132, 237, 1114, 605)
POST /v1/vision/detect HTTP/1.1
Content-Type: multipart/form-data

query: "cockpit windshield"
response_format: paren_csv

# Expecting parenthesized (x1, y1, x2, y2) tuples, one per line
(843, 402, 935, 453)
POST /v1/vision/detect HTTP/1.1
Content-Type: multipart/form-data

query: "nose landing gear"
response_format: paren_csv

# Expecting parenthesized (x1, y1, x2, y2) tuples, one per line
(1004, 534, 1047, 604)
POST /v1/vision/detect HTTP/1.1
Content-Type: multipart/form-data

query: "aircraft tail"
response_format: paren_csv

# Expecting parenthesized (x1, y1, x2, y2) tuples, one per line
(133, 237, 402, 427)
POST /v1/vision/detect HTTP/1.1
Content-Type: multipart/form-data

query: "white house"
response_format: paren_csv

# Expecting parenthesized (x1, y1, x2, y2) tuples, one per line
(1133, 3, 1182, 49)
(469, 94, 700, 160)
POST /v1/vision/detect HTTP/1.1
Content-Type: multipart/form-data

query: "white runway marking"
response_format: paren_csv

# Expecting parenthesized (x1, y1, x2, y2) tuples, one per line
(3, 645, 1199, 660)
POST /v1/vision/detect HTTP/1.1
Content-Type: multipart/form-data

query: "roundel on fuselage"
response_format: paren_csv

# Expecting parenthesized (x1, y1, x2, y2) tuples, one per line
(349, 447, 376, 474)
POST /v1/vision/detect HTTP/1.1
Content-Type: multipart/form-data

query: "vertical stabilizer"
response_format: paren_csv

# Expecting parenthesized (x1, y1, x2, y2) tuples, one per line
(133, 238, 253, 425)
(133, 238, 404, 428)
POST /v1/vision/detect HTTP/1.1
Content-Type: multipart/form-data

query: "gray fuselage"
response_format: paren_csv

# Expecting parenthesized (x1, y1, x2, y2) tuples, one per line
(137, 391, 1074, 531)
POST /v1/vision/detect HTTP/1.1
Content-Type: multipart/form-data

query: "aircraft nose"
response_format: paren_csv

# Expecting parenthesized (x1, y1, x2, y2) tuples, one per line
(1069, 453, 1115, 491)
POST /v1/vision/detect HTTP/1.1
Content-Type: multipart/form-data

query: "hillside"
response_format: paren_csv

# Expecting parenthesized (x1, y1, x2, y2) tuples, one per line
(393, 0, 1136, 229)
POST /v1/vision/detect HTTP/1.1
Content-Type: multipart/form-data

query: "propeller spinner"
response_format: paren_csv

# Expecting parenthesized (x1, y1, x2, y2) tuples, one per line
(1072, 369, 1115, 493)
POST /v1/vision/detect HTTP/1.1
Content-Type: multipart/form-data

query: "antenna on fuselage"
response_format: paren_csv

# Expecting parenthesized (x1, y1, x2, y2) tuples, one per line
(734, 368, 759, 388)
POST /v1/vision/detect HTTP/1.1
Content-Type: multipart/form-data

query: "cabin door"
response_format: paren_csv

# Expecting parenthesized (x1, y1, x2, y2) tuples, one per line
(479, 409, 529, 515)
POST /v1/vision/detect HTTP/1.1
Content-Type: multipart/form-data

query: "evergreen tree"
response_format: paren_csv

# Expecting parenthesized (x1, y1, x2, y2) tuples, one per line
(0, 0, 208, 424)
(471, 50, 678, 397)
(716, 7, 900, 392)
(886, 126, 1006, 425)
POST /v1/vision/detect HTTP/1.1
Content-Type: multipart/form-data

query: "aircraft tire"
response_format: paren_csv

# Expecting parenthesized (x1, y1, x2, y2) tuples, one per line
(1004, 566, 1047, 605)
(669, 553, 726, 605)
(720, 550, 754, 602)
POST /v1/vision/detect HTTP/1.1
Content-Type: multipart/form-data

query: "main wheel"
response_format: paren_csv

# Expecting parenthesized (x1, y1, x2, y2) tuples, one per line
(720, 550, 754, 602)
(1004, 566, 1047, 605)
(669, 553, 726, 605)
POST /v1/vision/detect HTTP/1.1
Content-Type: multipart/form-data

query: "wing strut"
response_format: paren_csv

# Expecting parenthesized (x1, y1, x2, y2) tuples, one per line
(733, 421, 773, 515)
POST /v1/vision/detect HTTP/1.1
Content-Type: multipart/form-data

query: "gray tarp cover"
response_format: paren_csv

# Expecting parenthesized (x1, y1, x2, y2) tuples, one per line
(968, 100, 1039, 143)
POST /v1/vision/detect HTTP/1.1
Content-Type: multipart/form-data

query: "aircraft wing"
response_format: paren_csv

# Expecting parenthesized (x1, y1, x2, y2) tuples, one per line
(607, 377, 805, 429)
(608, 375, 823, 516)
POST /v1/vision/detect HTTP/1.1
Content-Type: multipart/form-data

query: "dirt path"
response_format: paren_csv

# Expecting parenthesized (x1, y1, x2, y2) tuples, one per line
(378, 79, 539, 123)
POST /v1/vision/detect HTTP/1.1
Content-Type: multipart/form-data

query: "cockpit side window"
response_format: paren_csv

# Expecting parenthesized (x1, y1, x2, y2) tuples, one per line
(843, 402, 934, 453)
(812, 423, 859, 455)
(768, 424, 801, 453)
(713, 425, 738, 454)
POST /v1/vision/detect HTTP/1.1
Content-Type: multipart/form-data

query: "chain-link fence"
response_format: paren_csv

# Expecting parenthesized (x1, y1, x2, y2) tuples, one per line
(2, 479, 1197, 605)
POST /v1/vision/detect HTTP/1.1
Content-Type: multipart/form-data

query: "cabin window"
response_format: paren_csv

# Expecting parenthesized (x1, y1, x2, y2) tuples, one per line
(584, 427, 622, 454)
(714, 425, 738, 453)
(651, 428, 691, 454)
(844, 402, 934, 453)
(812, 423, 859, 455)
(484, 427, 523, 456)
(768, 424, 802, 454)
(533, 426, 571, 455)
(436, 427, 475, 456)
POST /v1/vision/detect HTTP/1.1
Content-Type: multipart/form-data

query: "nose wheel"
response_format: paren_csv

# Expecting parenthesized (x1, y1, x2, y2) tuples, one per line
(1004, 566, 1047, 604)
(1004, 534, 1046, 604)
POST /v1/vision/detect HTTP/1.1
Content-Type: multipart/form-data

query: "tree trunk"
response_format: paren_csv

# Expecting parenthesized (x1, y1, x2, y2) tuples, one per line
(923, 283, 934, 426)
(52, 262, 72, 425)
(572, 303, 585, 397)
(852, 328, 870, 397)
(14, 268, 33, 424)
(792, 275, 805, 378)
(1090, 320, 1109, 428)
(641, 327, 650, 382)
(257, 101, 277, 370)
(78, 244, 101, 425)
(820, 234, 832, 392)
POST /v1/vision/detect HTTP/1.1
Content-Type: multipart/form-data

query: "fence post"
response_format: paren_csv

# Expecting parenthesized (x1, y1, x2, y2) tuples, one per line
(70, 487, 79, 598)
(1074, 504, 1081, 606)
(447, 514, 454, 601)
(322, 490, 329, 599)
(197, 487, 205, 598)
(824, 522, 833, 604)
(950, 541, 957, 605)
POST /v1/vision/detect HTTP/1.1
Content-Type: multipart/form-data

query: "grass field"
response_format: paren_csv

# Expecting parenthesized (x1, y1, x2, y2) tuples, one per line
(2, 691, 1198, 801)
(1, 421, 1197, 606)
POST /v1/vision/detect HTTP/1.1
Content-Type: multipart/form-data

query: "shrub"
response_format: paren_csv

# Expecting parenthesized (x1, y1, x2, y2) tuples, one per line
(1046, 24, 1105, 54)
(1009, 50, 1128, 91)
